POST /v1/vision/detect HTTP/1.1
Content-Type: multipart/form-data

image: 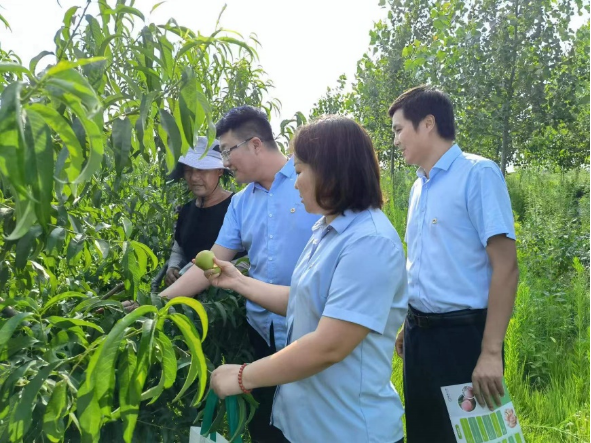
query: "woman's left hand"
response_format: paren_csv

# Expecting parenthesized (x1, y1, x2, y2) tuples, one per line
(210, 364, 244, 399)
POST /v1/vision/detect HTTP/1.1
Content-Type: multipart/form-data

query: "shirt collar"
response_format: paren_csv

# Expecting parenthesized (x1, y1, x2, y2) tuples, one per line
(252, 157, 293, 193)
(313, 209, 361, 234)
(417, 144, 462, 178)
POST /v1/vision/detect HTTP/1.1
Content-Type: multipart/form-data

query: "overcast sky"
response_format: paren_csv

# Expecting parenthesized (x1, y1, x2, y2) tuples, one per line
(0, 0, 388, 134)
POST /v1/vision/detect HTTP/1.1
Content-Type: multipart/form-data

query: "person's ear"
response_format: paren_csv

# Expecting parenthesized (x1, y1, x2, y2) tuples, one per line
(252, 136, 264, 155)
(423, 115, 436, 133)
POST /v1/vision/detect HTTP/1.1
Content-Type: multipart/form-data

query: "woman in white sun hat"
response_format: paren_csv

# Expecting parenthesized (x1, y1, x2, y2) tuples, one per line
(164, 136, 234, 286)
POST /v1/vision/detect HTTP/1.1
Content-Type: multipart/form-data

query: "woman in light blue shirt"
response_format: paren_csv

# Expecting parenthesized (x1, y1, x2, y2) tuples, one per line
(204, 115, 408, 443)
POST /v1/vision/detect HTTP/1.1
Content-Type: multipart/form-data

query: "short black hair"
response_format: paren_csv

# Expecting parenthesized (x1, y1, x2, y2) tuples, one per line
(215, 106, 277, 149)
(388, 85, 456, 140)
(292, 115, 383, 215)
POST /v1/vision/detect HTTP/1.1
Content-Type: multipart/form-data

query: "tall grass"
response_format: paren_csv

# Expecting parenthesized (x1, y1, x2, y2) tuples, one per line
(385, 168, 590, 442)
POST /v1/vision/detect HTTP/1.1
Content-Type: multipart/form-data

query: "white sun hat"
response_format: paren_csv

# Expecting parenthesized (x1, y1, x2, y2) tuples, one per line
(169, 136, 226, 179)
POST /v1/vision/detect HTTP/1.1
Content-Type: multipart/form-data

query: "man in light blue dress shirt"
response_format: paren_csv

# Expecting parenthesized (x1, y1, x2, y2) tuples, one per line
(389, 86, 519, 442)
(161, 106, 319, 442)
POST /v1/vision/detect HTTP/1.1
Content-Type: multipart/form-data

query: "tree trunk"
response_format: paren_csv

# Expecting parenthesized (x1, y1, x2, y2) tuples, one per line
(500, 0, 520, 175)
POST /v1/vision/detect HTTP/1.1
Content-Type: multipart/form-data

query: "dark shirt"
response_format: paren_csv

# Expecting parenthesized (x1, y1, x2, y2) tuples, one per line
(174, 195, 233, 262)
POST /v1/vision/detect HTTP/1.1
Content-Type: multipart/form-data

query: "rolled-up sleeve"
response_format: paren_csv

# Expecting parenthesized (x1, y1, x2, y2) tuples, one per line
(168, 241, 186, 269)
(322, 235, 406, 334)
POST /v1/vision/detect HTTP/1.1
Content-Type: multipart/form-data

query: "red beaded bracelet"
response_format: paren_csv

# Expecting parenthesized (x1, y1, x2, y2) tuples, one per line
(238, 363, 252, 394)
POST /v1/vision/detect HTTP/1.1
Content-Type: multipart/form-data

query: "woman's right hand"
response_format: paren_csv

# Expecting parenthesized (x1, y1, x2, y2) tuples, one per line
(203, 258, 244, 292)
(165, 267, 180, 286)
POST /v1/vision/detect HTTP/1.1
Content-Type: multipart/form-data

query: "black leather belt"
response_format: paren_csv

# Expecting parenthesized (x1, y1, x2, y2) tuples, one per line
(407, 305, 487, 329)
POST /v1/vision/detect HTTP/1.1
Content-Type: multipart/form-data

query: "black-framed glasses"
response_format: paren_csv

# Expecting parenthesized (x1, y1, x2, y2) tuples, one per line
(220, 136, 255, 161)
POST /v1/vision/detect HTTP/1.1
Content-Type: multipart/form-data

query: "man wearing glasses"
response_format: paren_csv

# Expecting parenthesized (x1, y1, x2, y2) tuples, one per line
(161, 106, 319, 442)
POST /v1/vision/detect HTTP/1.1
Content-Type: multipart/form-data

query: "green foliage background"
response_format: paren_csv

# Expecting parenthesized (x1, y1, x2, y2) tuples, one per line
(0, 0, 589, 442)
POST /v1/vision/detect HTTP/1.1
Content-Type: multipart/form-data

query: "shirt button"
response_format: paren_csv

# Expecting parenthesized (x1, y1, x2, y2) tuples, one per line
(269, 214, 273, 217)
(432, 218, 437, 224)
(269, 280, 274, 283)
(269, 257, 274, 261)
(269, 234, 274, 239)
(270, 193, 273, 197)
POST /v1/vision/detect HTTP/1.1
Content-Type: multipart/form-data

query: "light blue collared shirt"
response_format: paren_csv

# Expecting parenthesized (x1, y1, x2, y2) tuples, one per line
(215, 158, 320, 349)
(406, 144, 516, 313)
(272, 209, 408, 442)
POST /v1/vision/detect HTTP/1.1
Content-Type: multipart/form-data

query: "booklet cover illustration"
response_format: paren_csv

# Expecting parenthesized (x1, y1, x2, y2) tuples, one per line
(441, 379, 525, 443)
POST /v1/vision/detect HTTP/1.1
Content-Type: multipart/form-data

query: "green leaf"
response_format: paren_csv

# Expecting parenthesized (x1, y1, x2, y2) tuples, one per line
(0, 361, 36, 422)
(0, 83, 25, 184)
(228, 395, 248, 443)
(94, 239, 110, 259)
(116, 343, 137, 428)
(24, 109, 54, 230)
(180, 73, 197, 147)
(160, 296, 208, 341)
(72, 116, 104, 185)
(45, 73, 101, 116)
(112, 117, 132, 176)
(0, 313, 35, 351)
(0, 62, 31, 77)
(214, 301, 227, 327)
(27, 103, 84, 183)
(9, 362, 60, 441)
(71, 299, 121, 315)
(0, 82, 37, 241)
(141, 331, 177, 404)
(159, 109, 182, 169)
(63, 6, 79, 29)
(115, 5, 145, 22)
(15, 226, 42, 270)
(151, 1, 167, 13)
(4, 199, 37, 241)
(167, 313, 207, 403)
(134, 91, 156, 154)
(0, 13, 11, 30)
(93, 306, 157, 417)
(98, 34, 123, 56)
(173, 101, 190, 152)
(158, 36, 174, 80)
(157, 331, 177, 389)
(121, 217, 133, 239)
(218, 36, 257, 58)
(122, 242, 141, 299)
(67, 234, 85, 264)
(40, 291, 88, 315)
(77, 306, 156, 442)
(45, 57, 107, 77)
(122, 319, 155, 443)
(29, 51, 54, 74)
(0, 335, 38, 361)
(178, 36, 213, 58)
(46, 316, 105, 333)
(194, 88, 210, 129)
(43, 381, 68, 442)
(130, 241, 158, 269)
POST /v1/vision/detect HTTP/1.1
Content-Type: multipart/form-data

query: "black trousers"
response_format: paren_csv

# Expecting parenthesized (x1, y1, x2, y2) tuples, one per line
(246, 322, 286, 443)
(403, 305, 502, 443)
